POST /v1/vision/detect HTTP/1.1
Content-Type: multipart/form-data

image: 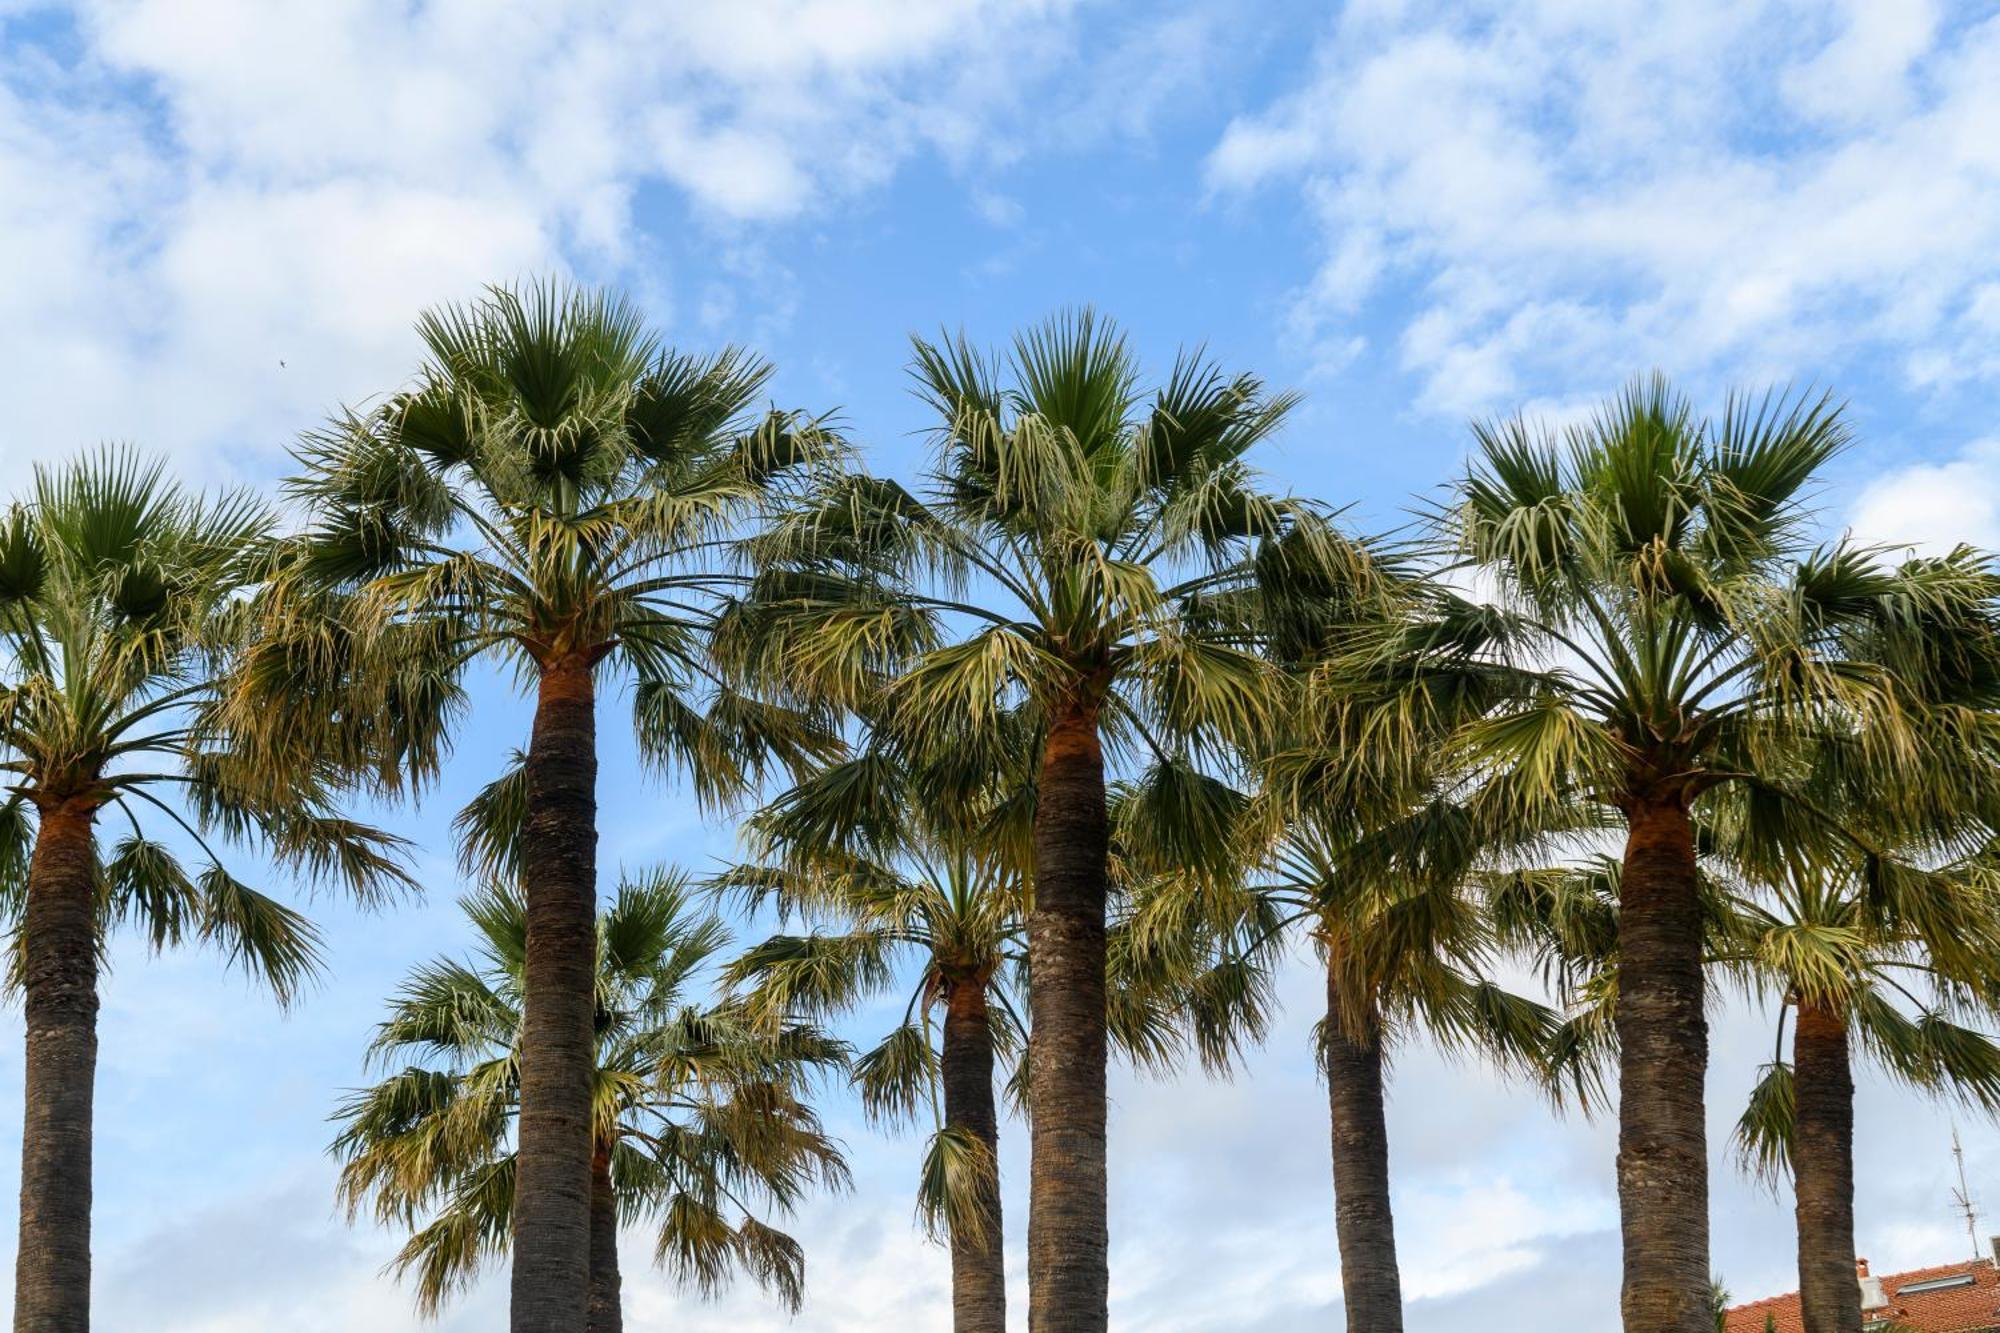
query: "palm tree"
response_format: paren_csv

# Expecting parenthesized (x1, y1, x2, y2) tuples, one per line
(1489, 838, 2000, 1333)
(1730, 917, 2000, 1333)
(719, 311, 1372, 1331)
(0, 449, 411, 1332)
(1374, 378, 1997, 1332)
(333, 871, 849, 1331)
(244, 280, 837, 1332)
(712, 723, 1249, 1333)
(1138, 774, 1565, 1333)
(713, 736, 1024, 1333)
(1715, 809, 2000, 1333)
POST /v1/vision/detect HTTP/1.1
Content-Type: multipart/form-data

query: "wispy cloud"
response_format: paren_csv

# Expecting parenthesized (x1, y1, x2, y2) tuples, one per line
(1207, 0, 2000, 415)
(1850, 438, 2000, 555)
(0, 0, 1092, 489)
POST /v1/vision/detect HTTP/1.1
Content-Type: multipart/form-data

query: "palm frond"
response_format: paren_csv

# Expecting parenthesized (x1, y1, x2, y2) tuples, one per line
(1732, 1061, 1796, 1188)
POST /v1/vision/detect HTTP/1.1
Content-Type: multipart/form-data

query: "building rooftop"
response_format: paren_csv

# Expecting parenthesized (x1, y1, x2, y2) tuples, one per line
(1724, 1257, 2000, 1333)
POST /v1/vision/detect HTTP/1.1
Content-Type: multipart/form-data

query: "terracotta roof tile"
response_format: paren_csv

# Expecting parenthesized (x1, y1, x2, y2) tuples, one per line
(1724, 1258, 2000, 1333)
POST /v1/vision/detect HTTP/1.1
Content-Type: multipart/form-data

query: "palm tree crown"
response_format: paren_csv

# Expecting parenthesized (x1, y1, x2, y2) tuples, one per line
(730, 308, 1367, 762)
(0, 448, 413, 1331)
(1410, 377, 1998, 822)
(247, 279, 837, 800)
(1726, 865, 2000, 1179)
(0, 449, 407, 976)
(716, 734, 1031, 1132)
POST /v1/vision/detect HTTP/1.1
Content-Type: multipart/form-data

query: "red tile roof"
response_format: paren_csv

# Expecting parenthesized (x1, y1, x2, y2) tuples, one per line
(1724, 1258, 2000, 1333)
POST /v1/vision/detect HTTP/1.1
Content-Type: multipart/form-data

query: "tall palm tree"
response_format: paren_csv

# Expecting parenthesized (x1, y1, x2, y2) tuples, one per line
(719, 311, 1372, 1331)
(242, 281, 838, 1332)
(0, 449, 412, 1332)
(1373, 378, 1997, 1332)
(332, 871, 849, 1332)
(1142, 480, 1573, 1332)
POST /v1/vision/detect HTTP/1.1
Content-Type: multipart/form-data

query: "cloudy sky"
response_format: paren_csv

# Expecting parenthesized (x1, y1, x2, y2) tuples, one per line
(4, 0, 2000, 1328)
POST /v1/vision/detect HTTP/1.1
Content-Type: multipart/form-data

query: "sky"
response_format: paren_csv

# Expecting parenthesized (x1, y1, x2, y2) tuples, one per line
(4, 0, 2000, 1328)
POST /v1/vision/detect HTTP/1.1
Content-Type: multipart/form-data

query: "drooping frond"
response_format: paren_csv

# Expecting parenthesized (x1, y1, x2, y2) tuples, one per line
(390, 1157, 517, 1318)
(453, 751, 527, 883)
(1732, 1061, 1796, 1188)
(915, 1122, 1000, 1245)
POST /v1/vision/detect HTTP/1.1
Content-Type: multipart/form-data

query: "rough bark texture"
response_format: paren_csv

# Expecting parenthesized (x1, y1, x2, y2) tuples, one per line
(1793, 1004, 1860, 1333)
(14, 800, 100, 1333)
(587, 1142, 622, 1333)
(511, 658, 601, 1333)
(942, 979, 1006, 1333)
(1324, 960, 1403, 1333)
(1026, 704, 1109, 1333)
(1615, 798, 1711, 1333)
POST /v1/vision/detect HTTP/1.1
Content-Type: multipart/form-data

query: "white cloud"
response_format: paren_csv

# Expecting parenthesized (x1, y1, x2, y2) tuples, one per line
(1850, 438, 2000, 555)
(0, 0, 1090, 492)
(1778, 0, 1940, 126)
(972, 189, 1026, 228)
(1207, 1, 2000, 415)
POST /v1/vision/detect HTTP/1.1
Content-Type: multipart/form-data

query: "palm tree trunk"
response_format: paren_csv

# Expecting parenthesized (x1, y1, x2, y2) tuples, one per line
(1793, 1003, 1860, 1333)
(1614, 796, 1710, 1333)
(1027, 702, 1109, 1333)
(587, 1141, 622, 1333)
(942, 979, 1006, 1333)
(511, 657, 600, 1333)
(14, 798, 100, 1333)
(1323, 958, 1402, 1333)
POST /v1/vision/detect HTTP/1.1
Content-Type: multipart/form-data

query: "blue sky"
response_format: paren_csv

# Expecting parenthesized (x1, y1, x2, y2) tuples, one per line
(4, 1, 2000, 1328)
